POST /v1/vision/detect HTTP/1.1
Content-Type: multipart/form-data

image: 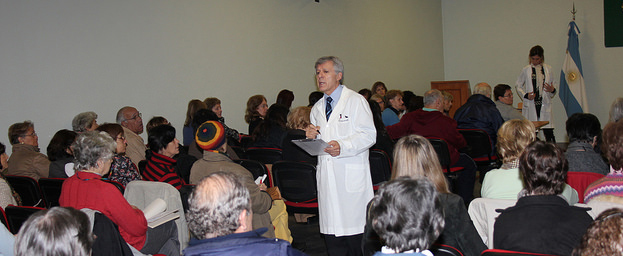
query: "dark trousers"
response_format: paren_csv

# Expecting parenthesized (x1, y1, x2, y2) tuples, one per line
(542, 128, 556, 143)
(451, 153, 477, 205)
(324, 233, 364, 256)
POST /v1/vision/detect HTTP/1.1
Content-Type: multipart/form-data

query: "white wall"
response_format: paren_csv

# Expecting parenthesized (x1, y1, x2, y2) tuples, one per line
(442, 0, 623, 141)
(0, 0, 444, 151)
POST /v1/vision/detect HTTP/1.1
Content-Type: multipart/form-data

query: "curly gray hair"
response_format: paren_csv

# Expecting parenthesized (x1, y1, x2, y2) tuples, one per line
(72, 112, 98, 132)
(186, 172, 251, 239)
(72, 131, 116, 171)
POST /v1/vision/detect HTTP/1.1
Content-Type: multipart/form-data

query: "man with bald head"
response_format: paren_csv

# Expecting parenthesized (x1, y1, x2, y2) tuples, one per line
(183, 172, 304, 256)
(116, 106, 147, 166)
(453, 82, 504, 149)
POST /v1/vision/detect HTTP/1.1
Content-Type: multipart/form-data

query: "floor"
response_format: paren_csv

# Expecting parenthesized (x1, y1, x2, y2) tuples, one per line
(289, 215, 327, 256)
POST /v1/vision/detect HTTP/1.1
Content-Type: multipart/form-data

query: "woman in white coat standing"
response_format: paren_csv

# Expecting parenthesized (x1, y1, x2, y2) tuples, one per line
(516, 45, 558, 142)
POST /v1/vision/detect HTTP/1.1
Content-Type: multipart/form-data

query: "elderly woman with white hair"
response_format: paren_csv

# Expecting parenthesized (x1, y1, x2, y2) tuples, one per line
(72, 111, 99, 132)
(59, 131, 179, 255)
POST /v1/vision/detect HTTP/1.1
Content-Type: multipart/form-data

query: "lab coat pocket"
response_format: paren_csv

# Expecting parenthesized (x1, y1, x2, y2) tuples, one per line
(336, 118, 351, 138)
(344, 163, 365, 193)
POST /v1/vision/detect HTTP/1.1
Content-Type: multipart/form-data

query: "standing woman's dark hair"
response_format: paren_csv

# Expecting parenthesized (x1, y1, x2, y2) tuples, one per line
(15, 207, 94, 256)
(47, 130, 78, 162)
(368, 100, 394, 158)
(276, 89, 295, 109)
(251, 104, 289, 148)
(529, 45, 545, 61)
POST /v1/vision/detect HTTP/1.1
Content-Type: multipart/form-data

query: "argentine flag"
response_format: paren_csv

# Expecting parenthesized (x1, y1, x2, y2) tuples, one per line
(559, 21, 588, 117)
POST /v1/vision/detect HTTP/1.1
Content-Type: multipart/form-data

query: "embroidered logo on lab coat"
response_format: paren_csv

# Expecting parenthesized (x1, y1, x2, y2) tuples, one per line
(338, 114, 349, 122)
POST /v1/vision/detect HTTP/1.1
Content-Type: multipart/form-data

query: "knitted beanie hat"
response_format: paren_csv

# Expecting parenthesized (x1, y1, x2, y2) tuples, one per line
(195, 121, 226, 151)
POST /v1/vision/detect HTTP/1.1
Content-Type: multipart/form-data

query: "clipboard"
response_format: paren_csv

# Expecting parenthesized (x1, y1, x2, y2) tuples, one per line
(291, 139, 330, 156)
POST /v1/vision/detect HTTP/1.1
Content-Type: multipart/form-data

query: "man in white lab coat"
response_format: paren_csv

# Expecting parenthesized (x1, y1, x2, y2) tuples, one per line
(306, 56, 376, 256)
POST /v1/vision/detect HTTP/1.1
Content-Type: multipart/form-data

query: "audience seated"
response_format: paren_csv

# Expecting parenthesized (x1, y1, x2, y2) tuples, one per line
(381, 90, 404, 126)
(143, 125, 186, 190)
(72, 111, 99, 132)
(116, 106, 146, 166)
(184, 172, 303, 256)
(371, 81, 387, 98)
(609, 97, 623, 123)
(387, 89, 477, 203)
(276, 89, 295, 109)
(441, 91, 453, 116)
(15, 207, 94, 256)
(245, 95, 268, 134)
(363, 135, 485, 256)
(565, 113, 608, 175)
(584, 120, 623, 203)
(205, 97, 240, 145)
(96, 123, 141, 187)
(145, 116, 170, 134)
(370, 94, 385, 111)
(572, 208, 623, 256)
(0, 142, 19, 208)
(282, 106, 317, 165)
(308, 91, 324, 107)
(183, 99, 208, 146)
(453, 82, 504, 150)
(368, 100, 395, 159)
(190, 121, 275, 238)
(482, 119, 578, 203)
(47, 129, 77, 178)
(358, 88, 372, 100)
(369, 177, 444, 255)
(6, 121, 50, 180)
(59, 131, 180, 255)
(493, 141, 592, 256)
(250, 104, 289, 149)
(493, 84, 525, 121)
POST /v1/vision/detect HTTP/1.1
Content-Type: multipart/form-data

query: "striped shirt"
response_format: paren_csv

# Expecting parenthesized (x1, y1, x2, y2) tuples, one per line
(143, 151, 185, 189)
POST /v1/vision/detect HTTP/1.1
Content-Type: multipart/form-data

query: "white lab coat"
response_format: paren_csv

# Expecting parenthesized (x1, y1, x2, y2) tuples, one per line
(310, 86, 376, 236)
(515, 64, 557, 128)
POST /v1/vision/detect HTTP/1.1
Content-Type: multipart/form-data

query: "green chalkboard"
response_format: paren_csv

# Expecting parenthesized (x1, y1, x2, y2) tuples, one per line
(605, 0, 623, 47)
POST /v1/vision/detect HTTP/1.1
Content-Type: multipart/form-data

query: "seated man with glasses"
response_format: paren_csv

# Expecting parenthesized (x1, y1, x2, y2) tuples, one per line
(494, 84, 526, 122)
(116, 106, 146, 166)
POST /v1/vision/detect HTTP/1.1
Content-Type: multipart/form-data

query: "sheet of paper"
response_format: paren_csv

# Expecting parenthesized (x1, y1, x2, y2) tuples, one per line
(291, 139, 330, 156)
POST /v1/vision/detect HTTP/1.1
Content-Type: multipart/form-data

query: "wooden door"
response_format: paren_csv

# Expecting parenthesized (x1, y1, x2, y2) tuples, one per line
(431, 80, 471, 118)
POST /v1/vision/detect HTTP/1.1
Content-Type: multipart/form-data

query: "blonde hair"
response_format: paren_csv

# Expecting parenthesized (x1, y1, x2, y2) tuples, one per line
(392, 135, 450, 193)
(497, 119, 536, 163)
(286, 106, 312, 130)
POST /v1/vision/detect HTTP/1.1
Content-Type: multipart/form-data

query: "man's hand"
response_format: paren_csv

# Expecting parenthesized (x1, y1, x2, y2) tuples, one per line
(258, 183, 267, 191)
(324, 140, 341, 157)
(305, 124, 320, 139)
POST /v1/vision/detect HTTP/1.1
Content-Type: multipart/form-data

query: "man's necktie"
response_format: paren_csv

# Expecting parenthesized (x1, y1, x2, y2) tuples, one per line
(326, 97, 333, 120)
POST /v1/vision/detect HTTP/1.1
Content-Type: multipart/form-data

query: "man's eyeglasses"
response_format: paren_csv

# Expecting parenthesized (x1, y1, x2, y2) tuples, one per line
(21, 133, 37, 137)
(127, 113, 142, 121)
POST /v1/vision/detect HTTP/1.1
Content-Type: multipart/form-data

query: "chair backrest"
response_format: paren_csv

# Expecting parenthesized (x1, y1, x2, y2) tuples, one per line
(427, 138, 453, 171)
(103, 179, 125, 194)
(38, 177, 66, 208)
(234, 159, 271, 187)
(5, 175, 45, 208)
(467, 198, 517, 248)
(272, 161, 317, 203)
(431, 243, 464, 256)
(240, 135, 253, 149)
(458, 129, 493, 159)
(246, 147, 283, 164)
(4, 205, 45, 234)
(369, 149, 392, 186)
(0, 207, 8, 233)
(567, 171, 605, 203)
(481, 249, 556, 256)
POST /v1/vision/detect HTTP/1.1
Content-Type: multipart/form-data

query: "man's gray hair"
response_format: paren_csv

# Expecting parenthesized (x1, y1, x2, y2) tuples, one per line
(72, 131, 116, 171)
(315, 56, 344, 84)
(186, 172, 252, 239)
(423, 89, 443, 107)
(116, 106, 132, 124)
(72, 112, 98, 132)
(610, 97, 623, 123)
(473, 82, 491, 97)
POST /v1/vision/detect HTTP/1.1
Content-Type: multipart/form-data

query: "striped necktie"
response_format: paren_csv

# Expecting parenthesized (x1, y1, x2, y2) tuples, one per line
(325, 97, 333, 120)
